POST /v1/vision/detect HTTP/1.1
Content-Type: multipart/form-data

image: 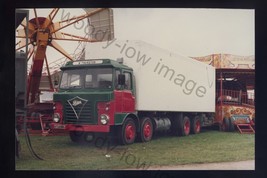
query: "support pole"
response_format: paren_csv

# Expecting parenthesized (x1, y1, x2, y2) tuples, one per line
(220, 71, 223, 122)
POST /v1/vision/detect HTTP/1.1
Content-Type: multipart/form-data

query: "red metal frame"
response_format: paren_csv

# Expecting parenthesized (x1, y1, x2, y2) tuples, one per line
(16, 115, 68, 136)
(236, 124, 255, 134)
(216, 89, 254, 106)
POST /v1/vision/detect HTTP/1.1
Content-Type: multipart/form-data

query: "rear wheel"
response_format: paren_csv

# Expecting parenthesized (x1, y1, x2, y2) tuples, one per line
(172, 113, 191, 136)
(229, 117, 235, 132)
(190, 116, 201, 134)
(119, 117, 136, 145)
(181, 116, 191, 136)
(221, 118, 230, 132)
(139, 117, 153, 142)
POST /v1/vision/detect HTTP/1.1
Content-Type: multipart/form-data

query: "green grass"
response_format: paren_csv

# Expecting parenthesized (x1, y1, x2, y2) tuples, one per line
(16, 129, 255, 170)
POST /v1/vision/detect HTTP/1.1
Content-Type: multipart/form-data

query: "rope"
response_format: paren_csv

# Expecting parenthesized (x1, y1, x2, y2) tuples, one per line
(23, 115, 44, 160)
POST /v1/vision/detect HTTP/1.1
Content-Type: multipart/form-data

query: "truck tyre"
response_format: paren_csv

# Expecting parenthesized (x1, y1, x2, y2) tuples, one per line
(229, 117, 235, 132)
(171, 114, 190, 136)
(190, 116, 201, 134)
(119, 117, 136, 145)
(139, 117, 153, 142)
(180, 116, 191, 136)
(69, 131, 84, 143)
(221, 118, 230, 132)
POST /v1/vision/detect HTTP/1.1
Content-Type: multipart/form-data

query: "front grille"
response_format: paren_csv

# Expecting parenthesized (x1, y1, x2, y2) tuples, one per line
(65, 101, 95, 124)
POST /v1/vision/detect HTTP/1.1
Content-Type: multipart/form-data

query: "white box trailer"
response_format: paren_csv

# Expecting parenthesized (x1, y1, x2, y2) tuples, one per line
(52, 40, 216, 145)
(85, 40, 215, 113)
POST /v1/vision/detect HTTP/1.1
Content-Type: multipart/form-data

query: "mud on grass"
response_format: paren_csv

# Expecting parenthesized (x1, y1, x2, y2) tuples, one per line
(16, 130, 255, 170)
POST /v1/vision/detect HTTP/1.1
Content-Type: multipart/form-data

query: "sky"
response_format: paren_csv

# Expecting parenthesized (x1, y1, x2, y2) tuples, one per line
(17, 8, 255, 65)
(113, 8, 254, 57)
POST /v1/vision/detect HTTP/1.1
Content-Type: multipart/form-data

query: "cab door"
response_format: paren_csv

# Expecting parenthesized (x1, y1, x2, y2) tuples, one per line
(121, 71, 135, 112)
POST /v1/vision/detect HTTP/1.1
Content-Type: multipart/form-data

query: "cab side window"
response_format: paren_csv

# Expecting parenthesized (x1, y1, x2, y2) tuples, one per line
(115, 70, 120, 89)
(124, 72, 132, 90)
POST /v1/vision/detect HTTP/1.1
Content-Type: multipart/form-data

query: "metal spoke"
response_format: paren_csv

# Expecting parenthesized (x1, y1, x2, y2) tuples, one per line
(53, 32, 97, 42)
(20, 18, 27, 28)
(49, 40, 73, 61)
(27, 47, 34, 61)
(51, 8, 106, 34)
(44, 55, 54, 90)
(16, 40, 31, 51)
(33, 8, 40, 28)
(16, 28, 26, 38)
(48, 8, 59, 21)
(43, 8, 60, 28)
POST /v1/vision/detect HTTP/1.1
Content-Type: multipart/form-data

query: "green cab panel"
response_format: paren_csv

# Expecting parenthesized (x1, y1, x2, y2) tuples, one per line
(54, 91, 114, 125)
(114, 113, 128, 125)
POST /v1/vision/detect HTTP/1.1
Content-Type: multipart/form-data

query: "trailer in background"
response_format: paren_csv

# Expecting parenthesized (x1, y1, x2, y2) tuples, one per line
(192, 54, 255, 133)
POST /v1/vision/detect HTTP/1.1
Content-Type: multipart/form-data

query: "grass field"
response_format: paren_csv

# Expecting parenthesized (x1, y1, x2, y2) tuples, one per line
(15, 129, 255, 170)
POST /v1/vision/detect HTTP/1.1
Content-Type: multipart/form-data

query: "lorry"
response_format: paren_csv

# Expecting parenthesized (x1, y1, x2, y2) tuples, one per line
(51, 40, 216, 145)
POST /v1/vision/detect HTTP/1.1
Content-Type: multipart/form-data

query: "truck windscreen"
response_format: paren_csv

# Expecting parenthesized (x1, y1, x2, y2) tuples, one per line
(60, 68, 113, 89)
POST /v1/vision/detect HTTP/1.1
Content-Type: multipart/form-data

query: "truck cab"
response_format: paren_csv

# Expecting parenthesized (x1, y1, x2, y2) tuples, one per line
(52, 59, 137, 143)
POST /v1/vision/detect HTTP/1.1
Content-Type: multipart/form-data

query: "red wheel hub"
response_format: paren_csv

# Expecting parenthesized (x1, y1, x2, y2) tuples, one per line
(125, 124, 135, 140)
(143, 122, 151, 138)
(195, 120, 200, 132)
(184, 120, 190, 135)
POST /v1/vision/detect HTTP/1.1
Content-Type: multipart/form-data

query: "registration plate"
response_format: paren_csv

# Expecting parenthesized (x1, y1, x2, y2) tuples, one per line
(53, 124, 66, 129)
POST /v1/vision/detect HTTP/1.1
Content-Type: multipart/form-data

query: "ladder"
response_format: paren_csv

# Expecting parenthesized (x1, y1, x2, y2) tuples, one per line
(236, 124, 255, 134)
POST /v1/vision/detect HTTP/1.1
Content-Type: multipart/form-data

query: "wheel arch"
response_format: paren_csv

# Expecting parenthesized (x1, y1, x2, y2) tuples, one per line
(115, 113, 140, 131)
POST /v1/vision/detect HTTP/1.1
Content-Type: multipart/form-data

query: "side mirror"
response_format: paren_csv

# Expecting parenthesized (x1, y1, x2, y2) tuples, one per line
(118, 74, 125, 85)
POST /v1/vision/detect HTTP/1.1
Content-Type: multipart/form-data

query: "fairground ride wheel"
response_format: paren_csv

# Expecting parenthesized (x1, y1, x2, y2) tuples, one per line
(15, 8, 108, 105)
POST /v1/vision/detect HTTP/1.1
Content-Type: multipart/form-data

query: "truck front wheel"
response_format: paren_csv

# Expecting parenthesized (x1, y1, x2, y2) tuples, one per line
(139, 117, 153, 142)
(69, 131, 84, 143)
(119, 117, 136, 145)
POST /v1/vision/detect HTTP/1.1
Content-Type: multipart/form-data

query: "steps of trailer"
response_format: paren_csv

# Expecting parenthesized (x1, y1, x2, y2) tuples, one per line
(237, 124, 255, 134)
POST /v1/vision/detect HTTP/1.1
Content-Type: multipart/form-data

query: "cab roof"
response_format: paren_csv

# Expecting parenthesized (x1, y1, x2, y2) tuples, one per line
(61, 59, 132, 71)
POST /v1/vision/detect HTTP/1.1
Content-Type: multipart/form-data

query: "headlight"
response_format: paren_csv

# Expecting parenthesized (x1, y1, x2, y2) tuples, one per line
(100, 114, 109, 125)
(53, 113, 60, 123)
